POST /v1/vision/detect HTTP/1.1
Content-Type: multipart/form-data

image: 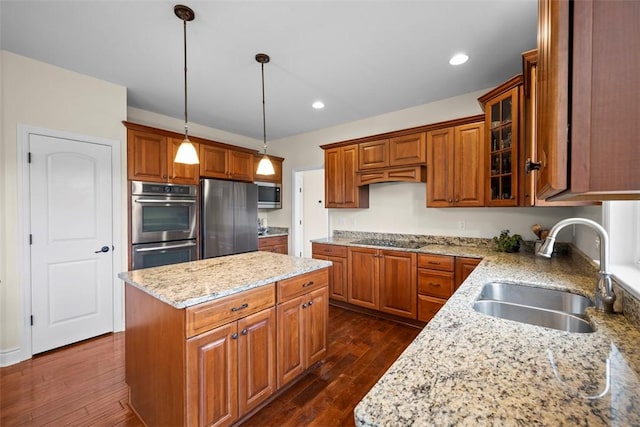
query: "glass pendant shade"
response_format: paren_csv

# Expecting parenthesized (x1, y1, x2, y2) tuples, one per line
(256, 154, 275, 175)
(174, 137, 199, 164)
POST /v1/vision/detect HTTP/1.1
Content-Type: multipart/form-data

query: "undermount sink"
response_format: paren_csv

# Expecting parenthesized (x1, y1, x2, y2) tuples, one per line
(473, 281, 594, 333)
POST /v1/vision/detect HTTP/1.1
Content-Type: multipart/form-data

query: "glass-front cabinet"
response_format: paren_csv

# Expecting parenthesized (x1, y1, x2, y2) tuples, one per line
(479, 80, 521, 207)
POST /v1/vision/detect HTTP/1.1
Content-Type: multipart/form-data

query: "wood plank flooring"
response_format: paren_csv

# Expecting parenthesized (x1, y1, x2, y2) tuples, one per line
(1, 305, 420, 426)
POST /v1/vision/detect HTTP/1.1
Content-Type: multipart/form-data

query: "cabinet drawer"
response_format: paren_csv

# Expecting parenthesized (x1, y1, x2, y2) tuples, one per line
(258, 235, 288, 250)
(418, 270, 454, 299)
(417, 254, 454, 271)
(277, 269, 328, 303)
(311, 243, 347, 258)
(418, 295, 445, 323)
(186, 284, 276, 337)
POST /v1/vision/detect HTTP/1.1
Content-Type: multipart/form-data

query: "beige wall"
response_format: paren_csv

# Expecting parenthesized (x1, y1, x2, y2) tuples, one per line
(0, 51, 127, 359)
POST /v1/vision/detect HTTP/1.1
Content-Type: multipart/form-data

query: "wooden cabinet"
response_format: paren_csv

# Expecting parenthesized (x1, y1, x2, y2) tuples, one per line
(417, 254, 454, 322)
(253, 154, 284, 184)
(258, 235, 288, 255)
(200, 144, 254, 182)
(276, 270, 329, 388)
(426, 122, 485, 207)
(324, 144, 369, 208)
(358, 133, 426, 170)
(454, 257, 481, 289)
(311, 243, 348, 302)
(127, 129, 199, 184)
(348, 247, 416, 319)
(478, 78, 521, 206)
(186, 307, 276, 427)
(536, 0, 640, 201)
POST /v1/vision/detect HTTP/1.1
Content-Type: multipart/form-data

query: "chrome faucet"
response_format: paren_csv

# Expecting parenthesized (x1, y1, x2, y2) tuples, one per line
(537, 218, 616, 313)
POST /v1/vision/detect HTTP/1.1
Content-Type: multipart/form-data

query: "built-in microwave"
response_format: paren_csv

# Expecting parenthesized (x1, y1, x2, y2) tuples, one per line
(256, 182, 281, 209)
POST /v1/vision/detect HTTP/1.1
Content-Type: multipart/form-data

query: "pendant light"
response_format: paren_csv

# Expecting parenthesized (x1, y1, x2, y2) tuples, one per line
(174, 5, 199, 165)
(255, 53, 275, 176)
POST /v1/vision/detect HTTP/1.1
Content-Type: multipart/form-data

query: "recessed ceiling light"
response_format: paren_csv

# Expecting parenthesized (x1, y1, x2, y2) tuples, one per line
(449, 53, 469, 66)
(312, 101, 325, 109)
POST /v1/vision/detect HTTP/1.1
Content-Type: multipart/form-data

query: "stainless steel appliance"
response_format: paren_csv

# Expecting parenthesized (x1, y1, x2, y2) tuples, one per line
(256, 181, 281, 209)
(201, 179, 258, 258)
(130, 181, 197, 269)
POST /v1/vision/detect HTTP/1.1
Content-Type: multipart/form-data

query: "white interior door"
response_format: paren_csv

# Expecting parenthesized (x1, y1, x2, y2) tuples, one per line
(301, 169, 328, 258)
(29, 134, 114, 354)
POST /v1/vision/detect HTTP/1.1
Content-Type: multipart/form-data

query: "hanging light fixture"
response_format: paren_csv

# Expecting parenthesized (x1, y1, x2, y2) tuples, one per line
(174, 4, 199, 165)
(255, 53, 275, 176)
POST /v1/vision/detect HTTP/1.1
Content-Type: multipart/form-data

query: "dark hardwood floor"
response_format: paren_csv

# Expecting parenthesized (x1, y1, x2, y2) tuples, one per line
(1, 305, 420, 426)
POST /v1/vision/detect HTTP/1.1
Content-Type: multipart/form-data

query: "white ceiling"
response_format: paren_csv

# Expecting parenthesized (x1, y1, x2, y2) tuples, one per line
(0, 0, 538, 141)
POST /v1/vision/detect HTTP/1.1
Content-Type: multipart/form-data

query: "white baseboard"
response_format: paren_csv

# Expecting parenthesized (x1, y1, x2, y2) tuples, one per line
(0, 346, 28, 367)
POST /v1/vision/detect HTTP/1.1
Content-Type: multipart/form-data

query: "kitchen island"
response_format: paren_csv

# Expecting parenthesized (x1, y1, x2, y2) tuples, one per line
(350, 247, 640, 426)
(119, 251, 331, 427)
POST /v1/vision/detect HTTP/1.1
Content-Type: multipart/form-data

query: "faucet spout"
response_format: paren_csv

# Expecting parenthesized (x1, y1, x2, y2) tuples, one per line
(536, 217, 615, 313)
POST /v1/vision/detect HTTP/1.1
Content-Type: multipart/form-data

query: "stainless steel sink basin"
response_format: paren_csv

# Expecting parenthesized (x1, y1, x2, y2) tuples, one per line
(473, 282, 594, 333)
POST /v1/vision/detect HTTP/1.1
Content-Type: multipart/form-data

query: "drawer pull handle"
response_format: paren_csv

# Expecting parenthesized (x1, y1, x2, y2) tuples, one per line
(428, 261, 441, 265)
(428, 282, 441, 287)
(302, 281, 315, 288)
(231, 303, 249, 312)
(241, 329, 248, 335)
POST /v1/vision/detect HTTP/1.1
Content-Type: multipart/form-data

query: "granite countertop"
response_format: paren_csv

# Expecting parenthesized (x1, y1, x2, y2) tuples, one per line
(346, 245, 640, 425)
(258, 232, 288, 238)
(118, 251, 330, 309)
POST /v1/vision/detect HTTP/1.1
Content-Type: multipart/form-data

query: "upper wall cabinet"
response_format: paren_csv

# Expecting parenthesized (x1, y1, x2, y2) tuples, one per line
(358, 133, 426, 170)
(199, 144, 254, 183)
(324, 144, 369, 208)
(254, 154, 284, 184)
(478, 76, 522, 207)
(126, 128, 199, 185)
(536, 0, 640, 200)
(426, 121, 485, 208)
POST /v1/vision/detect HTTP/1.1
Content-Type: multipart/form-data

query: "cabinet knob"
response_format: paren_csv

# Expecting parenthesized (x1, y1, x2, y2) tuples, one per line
(308, 300, 314, 306)
(302, 303, 308, 308)
(232, 333, 238, 339)
(241, 329, 248, 335)
(448, 199, 453, 204)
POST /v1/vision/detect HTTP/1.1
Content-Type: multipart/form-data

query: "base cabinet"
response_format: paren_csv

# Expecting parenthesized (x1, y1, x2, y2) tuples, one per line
(258, 235, 288, 255)
(277, 275, 329, 388)
(311, 243, 348, 302)
(348, 247, 417, 319)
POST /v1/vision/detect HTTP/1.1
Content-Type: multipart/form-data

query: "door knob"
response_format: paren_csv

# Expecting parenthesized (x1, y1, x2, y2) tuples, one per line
(94, 246, 110, 253)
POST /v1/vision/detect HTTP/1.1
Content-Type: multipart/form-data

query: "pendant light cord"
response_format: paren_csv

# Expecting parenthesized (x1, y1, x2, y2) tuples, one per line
(183, 18, 189, 138)
(261, 61, 267, 154)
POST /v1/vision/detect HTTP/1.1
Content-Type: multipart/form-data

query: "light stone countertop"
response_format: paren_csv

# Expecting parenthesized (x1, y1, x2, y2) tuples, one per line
(312, 237, 640, 425)
(118, 251, 331, 309)
(258, 232, 288, 238)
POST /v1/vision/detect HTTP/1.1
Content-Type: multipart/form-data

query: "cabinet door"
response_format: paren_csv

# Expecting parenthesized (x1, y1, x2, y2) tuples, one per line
(417, 295, 445, 323)
(327, 255, 348, 302)
(389, 132, 426, 166)
(347, 247, 378, 310)
(187, 323, 238, 427)
(536, 0, 569, 199)
(168, 137, 200, 185)
(454, 122, 485, 207)
(306, 287, 329, 366)
(276, 296, 305, 388)
(485, 89, 518, 207)
(237, 307, 276, 416)
(324, 147, 343, 207)
(127, 129, 167, 182)
(358, 139, 388, 170)
(379, 250, 417, 319)
(426, 128, 455, 207)
(341, 145, 361, 207)
(454, 257, 481, 289)
(228, 150, 254, 182)
(200, 145, 228, 179)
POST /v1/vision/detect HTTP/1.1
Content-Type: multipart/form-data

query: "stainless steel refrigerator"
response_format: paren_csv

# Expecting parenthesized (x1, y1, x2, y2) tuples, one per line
(201, 179, 258, 258)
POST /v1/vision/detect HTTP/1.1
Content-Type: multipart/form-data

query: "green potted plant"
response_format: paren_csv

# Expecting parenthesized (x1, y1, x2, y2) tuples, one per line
(492, 229, 523, 253)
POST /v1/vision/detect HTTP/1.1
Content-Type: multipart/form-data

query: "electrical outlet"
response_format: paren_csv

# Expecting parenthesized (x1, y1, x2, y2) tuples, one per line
(458, 221, 466, 230)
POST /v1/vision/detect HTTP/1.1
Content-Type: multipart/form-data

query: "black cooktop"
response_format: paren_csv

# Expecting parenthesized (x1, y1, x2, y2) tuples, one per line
(351, 239, 425, 250)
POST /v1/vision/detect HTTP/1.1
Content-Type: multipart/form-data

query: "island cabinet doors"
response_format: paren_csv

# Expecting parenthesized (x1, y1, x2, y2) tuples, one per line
(186, 307, 276, 427)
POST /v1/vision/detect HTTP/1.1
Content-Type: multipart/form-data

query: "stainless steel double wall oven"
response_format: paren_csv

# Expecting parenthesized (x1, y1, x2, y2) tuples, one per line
(130, 181, 197, 269)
